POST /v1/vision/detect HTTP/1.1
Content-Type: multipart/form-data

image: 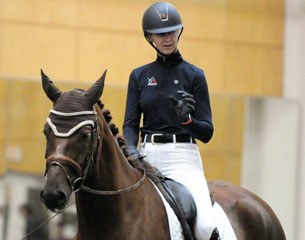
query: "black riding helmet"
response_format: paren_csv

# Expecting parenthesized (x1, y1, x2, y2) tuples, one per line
(142, 2, 184, 55)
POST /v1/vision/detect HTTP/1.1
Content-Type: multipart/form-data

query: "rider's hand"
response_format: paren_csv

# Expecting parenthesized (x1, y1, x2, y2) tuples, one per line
(127, 145, 144, 160)
(169, 90, 195, 124)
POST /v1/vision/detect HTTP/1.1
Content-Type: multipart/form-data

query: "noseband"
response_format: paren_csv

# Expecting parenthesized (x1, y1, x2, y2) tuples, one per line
(45, 108, 146, 195)
(46, 154, 83, 192)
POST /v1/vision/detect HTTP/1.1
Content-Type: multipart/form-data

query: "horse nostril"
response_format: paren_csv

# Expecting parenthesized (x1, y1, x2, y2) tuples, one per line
(58, 191, 66, 202)
(40, 190, 45, 201)
(40, 189, 68, 211)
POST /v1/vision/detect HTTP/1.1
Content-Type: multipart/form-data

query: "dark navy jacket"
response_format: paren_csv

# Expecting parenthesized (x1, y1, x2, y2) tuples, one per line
(123, 50, 213, 147)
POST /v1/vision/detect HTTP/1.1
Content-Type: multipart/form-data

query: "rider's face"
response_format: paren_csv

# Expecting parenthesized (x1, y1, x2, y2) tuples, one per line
(149, 30, 180, 55)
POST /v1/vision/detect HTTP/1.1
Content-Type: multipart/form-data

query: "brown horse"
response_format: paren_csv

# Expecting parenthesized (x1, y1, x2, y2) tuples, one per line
(40, 70, 286, 240)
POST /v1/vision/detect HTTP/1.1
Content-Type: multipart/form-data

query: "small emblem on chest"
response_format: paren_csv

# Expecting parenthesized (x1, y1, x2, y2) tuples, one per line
(147, 76, 158, 86)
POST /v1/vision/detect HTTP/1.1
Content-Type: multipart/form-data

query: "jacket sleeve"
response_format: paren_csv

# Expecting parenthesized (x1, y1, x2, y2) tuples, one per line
(182, 70, 214, 143)
(123, 71, 142, 147)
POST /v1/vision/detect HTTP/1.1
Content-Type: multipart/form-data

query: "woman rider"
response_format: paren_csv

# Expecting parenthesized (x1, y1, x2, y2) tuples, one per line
(123, 2, 220, 240)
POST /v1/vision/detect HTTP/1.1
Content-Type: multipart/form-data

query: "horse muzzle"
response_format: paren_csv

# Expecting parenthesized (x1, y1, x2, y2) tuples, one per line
(40, 154, 89, 211)
(40, 188, 68, 212)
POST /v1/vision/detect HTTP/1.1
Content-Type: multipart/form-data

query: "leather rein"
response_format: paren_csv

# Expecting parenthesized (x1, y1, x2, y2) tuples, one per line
(45, 108, 146, 196)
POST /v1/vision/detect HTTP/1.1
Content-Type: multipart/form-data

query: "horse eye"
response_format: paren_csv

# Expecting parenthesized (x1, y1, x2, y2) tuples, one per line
(82, 131, 91, 140)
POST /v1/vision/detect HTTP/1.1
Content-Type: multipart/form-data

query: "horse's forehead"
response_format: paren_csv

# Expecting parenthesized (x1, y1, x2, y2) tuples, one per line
(53, 90, 92, 112)
(47, 90, 97, 137)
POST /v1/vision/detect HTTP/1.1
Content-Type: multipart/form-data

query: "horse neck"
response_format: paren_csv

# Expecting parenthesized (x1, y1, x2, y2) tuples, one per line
(75, 108, 143, 235)
(83, 107, 140, 192)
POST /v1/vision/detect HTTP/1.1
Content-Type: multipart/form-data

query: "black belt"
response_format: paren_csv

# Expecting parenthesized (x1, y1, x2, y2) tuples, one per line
(142, 134, 195, 144)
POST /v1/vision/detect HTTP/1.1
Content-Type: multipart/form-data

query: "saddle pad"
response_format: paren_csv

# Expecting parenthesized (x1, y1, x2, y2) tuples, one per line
(150, 179, 184, 240)
(150, 179, 237, 240)
(213, 202, 237, 240)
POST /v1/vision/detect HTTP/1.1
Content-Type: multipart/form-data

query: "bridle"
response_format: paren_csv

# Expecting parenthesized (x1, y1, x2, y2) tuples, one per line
(44, 107, 146, 195)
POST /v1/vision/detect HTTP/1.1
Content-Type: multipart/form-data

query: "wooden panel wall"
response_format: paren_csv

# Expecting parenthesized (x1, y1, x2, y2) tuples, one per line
(0, 81, 8, 176)
(0, 0, 284, 94)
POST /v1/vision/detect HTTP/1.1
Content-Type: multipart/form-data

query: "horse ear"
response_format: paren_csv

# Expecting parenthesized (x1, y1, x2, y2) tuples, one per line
(41, 69, 62, 102)
(84, 69, 107, 105)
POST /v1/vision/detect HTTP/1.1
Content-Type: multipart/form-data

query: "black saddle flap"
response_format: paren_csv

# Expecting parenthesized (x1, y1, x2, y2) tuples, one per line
(164, 178, 197, 225)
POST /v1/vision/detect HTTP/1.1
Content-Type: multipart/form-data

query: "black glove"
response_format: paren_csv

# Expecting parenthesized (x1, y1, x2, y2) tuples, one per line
(127, 145, 143, 160)
(169, 90, 195, 123)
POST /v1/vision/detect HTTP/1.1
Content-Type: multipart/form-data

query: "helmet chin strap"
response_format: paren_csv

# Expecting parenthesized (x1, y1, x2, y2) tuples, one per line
(144, 28, 184, 58)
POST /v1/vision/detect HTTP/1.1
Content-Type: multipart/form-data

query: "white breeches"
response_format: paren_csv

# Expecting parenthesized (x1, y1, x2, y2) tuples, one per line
(139, 142, 215, 240)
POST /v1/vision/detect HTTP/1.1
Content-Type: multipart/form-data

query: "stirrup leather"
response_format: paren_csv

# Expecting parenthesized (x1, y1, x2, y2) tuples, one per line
(210, 228, 221, 240)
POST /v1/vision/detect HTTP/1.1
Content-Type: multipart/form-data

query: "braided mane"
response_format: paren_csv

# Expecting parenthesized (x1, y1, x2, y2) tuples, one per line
(96, 100, 161, 183)
(97, 100, 129, 158)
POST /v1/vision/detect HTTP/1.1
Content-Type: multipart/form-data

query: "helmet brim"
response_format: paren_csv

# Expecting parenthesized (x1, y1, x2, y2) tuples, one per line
(145, 24, 183, 34)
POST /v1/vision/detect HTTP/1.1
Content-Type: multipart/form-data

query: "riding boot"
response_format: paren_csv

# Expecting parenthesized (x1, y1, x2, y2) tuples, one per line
(209, 228, 221, 240)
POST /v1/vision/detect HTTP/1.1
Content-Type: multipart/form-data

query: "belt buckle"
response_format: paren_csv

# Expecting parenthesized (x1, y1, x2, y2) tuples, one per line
(151, 134, 163, 144)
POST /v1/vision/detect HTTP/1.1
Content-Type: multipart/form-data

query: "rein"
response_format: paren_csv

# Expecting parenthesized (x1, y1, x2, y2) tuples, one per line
(81, 168, 146, 195)
(21, 201, 75, 240)
(47, 153, 147, 195)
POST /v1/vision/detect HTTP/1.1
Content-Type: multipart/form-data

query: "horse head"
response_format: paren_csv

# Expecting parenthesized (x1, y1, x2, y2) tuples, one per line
(40, 70, 106, 212)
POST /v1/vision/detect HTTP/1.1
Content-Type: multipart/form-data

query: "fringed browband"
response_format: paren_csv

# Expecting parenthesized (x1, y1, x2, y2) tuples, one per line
(47, 109, 97, 137)
(50, 109, 96, 116)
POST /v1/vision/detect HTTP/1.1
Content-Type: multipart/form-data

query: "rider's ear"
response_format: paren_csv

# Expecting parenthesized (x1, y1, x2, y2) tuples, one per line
(84, 69, 107, 105)
(41, 69, 62, 103)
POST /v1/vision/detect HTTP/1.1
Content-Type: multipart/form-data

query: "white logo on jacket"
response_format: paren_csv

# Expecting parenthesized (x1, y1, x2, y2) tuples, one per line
(147, 76, 158, 86)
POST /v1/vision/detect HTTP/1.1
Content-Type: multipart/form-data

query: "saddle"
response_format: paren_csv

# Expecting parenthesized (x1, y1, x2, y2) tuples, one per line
(127, 157, 197, 239)
(155, 176, 197, 240)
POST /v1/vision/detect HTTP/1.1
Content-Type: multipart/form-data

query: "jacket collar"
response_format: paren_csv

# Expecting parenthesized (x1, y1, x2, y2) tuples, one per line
(156, 50, 183, 67)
